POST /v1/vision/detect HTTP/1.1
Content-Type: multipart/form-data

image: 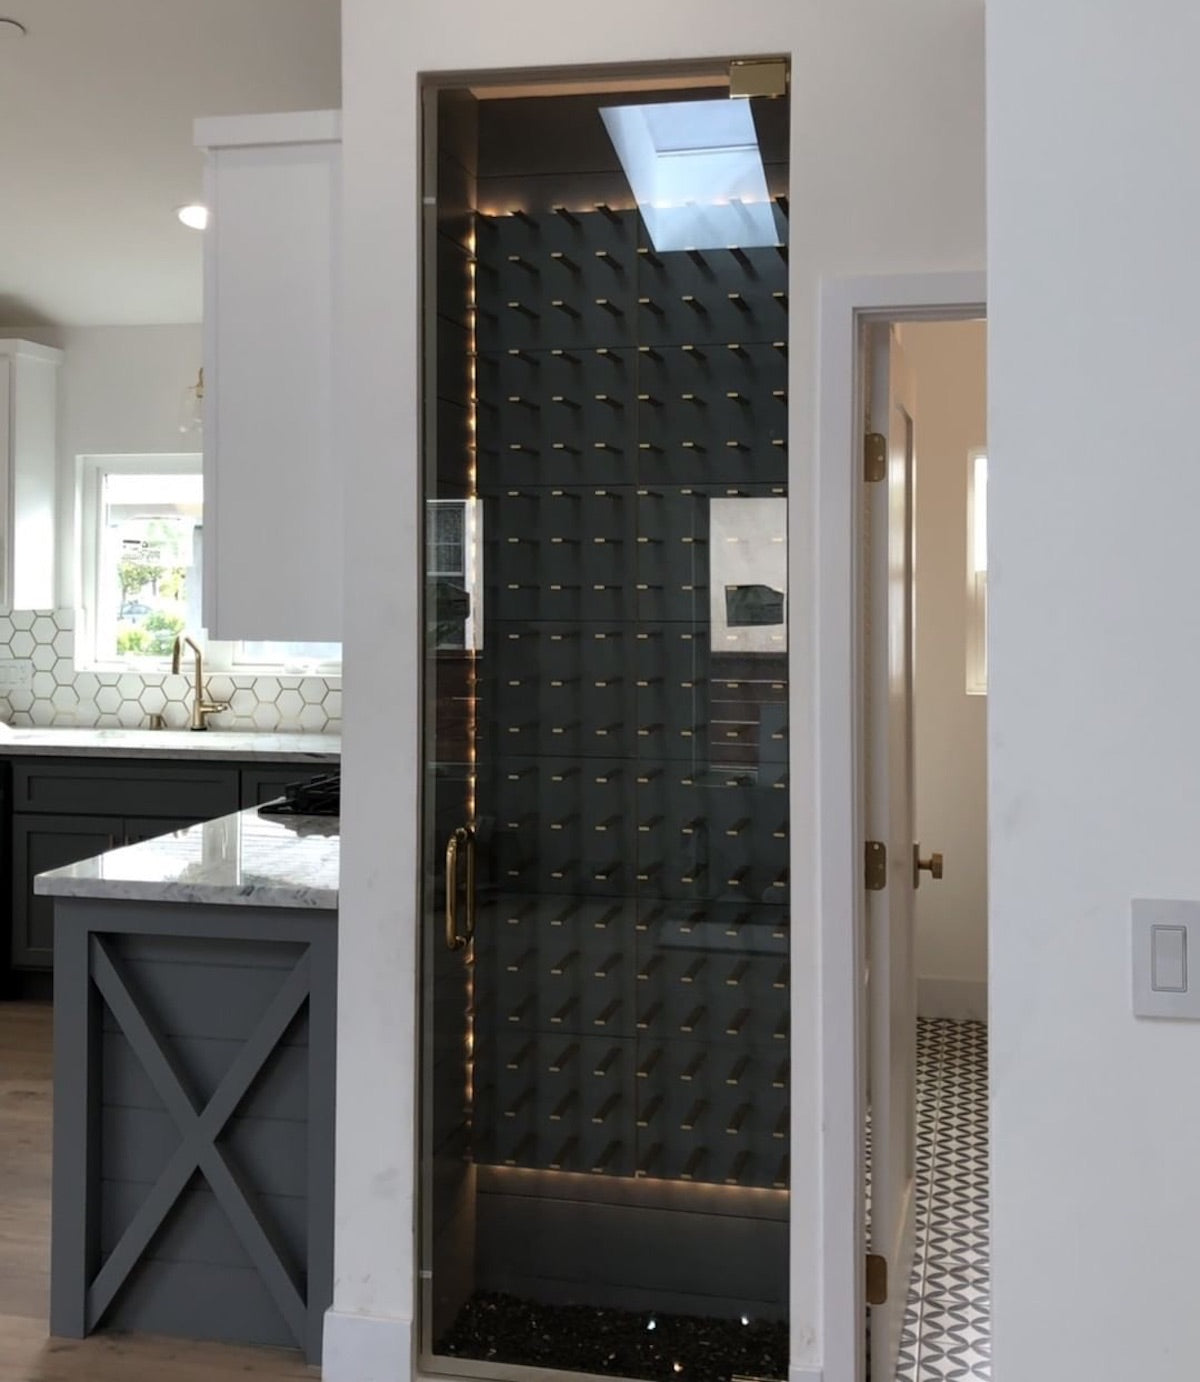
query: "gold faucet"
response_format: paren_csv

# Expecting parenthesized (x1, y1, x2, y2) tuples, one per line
(171, 634, 229, 731)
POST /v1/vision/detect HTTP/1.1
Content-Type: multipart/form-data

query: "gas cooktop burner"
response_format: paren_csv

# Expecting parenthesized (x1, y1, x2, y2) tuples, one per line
(258, 771, 340, 818)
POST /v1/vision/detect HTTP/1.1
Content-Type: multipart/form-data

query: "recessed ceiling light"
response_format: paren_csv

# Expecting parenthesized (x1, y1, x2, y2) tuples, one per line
(176, 204, 209, 231)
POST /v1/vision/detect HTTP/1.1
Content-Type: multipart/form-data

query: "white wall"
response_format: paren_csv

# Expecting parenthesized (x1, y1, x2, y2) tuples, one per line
(15, 323, 203, 602)
(334, 5, 984, 1380)
(989, 5, 1200, 1380)
(904, 320, 987, 1019)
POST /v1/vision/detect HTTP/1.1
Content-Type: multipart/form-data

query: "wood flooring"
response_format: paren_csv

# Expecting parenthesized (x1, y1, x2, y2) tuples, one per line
(0, 1002, 316, 1380)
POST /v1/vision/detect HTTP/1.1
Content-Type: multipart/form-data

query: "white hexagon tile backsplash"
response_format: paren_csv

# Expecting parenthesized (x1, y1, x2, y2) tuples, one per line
(0, 610, 341, 733)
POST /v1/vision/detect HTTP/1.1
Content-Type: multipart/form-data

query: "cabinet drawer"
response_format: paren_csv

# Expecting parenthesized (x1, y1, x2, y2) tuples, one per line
(11, 760, 239, 820)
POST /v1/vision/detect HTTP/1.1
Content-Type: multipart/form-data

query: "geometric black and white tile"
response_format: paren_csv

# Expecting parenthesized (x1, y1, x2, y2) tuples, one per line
(894, 1018, 990, 1381)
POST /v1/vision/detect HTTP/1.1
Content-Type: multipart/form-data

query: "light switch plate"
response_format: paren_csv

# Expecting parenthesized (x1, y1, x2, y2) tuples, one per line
(1132, 899, 1200, 1019)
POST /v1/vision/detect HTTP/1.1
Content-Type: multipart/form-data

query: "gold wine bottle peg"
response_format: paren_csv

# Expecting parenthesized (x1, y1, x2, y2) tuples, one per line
(681, 1051, 706, 1082)
(681, 1098, 707, 1132)
(638, 296, 665, 316)
(637, 1096, 663, 1129)
(682, 1147, 707, 1181)
(680, 1004, 706, 1034)
(553, 205, 581, 226)
(550, 950, 578, 976)
(550, 249, 580, 272)
(726, 1008, 751, 1037)
(726, 1055, 750, 1086)
(638, 344, 664, 361)
(636, 1143, 663, 1177)
(549, 1136, 579, 1171)
(593, 998, 621, 1028)
(636, 1048, 663, 1080)
(728, 291, 750, 312)
(681, 956, 706, 984)
(773, 1059, 789, 1089)
(549, 1090, 578, 1122)
(774, 1109, 788, 1141)
(504, 1087, 534, 1118)
(550, 347, 581, 363)
(548, 1042, 579, 1073)
(636, 1001, 662, 1031)
(592, 1092, 621, 1125)
(507, 300, 539, 320)
(726, 961, 749, 987)
(551, 299, 581, 318)
(504, 1133, 536, 1167)
(593, 1046, 620, 1077)
(727, 1103, 751, 1136)
(550, 997, 577, 1025)
(506, 1039, 534, 1071)
(591, 1140, 621, 1174)
(725, 1150, 751, 1186)
(637, 245, 663, 267)
(507, 253, 538, 274)
(595, 202, 622, 223)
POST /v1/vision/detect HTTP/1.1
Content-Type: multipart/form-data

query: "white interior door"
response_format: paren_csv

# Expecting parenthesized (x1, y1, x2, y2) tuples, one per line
(865, 323, 918, 1381)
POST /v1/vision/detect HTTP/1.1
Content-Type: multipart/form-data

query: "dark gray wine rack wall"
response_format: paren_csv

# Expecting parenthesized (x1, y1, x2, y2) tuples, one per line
(470, 201, 790, 1192)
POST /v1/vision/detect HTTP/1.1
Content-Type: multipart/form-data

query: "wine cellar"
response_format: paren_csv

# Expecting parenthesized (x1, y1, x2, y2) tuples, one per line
(423, 66, 792, 1382)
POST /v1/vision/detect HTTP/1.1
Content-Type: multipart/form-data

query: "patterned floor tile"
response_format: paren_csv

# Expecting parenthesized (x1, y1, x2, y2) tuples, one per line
(894, 1018, 990, 1382)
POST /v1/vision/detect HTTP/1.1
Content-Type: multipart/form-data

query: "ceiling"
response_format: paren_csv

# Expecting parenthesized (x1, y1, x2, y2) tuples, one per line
(0, 0, 340, 328)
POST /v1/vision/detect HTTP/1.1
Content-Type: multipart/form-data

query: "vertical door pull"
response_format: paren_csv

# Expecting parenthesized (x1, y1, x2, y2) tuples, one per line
(445, 825, 476, 951)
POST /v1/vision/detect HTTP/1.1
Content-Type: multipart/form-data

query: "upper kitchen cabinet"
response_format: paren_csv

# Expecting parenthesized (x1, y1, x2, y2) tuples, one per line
(0, 340, 62, 614)
(196, 111, 341, 641)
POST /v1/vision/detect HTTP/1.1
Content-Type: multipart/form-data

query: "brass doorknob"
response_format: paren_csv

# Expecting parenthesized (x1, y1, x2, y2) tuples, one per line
(917, 851, 944, 881)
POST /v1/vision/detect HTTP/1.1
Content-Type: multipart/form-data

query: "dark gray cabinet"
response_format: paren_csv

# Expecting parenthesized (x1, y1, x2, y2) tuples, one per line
(7, 755, 334, 974)
(11, 816, 123, 968)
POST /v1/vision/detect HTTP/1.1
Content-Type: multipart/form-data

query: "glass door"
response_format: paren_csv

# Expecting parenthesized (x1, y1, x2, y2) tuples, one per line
(421, 65, 792, 1382)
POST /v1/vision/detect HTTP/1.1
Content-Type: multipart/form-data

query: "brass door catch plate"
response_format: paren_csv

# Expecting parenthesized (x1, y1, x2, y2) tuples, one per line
(866, 1252, 889, 1305)
(865, 432, 887, 482)
(729, 58, 789, 99)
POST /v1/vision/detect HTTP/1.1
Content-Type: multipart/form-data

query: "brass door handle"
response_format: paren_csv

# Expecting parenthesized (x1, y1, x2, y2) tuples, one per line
(913, 846, 944, 887)
(444, 825, 476, 951)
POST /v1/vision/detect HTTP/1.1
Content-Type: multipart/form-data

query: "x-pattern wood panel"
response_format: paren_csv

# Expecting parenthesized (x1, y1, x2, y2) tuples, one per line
(85, 937, 312, 1347)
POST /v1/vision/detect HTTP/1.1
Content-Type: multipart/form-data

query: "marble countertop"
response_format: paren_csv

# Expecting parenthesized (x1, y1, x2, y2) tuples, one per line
(34, 806, 339, 910)
(0, 726, 340, 761)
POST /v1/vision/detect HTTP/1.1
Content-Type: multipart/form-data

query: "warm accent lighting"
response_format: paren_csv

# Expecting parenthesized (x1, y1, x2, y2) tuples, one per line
(600, 99, 780, 252)
(176, 204, 209, 231)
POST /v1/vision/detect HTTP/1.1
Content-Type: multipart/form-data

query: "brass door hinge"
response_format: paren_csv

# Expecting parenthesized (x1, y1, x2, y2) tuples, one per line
(865, 840, 887, 891)
(864, 432, 887, 482)
(866, 1253, 888, 1305)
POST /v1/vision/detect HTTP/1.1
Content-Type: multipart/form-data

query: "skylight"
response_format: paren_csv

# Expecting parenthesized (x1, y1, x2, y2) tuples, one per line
(600, 98, 781, 253)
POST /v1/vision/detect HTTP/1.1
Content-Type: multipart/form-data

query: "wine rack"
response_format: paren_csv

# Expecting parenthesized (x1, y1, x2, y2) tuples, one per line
(471, 202, 789, 1192)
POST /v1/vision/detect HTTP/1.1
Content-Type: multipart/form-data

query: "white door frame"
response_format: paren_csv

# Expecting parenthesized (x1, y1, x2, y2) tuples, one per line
(815, 271, 987, 1382)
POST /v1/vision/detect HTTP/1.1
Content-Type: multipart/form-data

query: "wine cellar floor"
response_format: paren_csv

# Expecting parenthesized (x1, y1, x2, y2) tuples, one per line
(894, 1019, 990, 1382)
(436, 1292, 788, 1382)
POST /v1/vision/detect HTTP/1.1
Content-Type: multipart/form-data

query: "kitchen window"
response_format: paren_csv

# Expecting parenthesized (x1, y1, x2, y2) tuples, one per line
(78, 456, 342, 673)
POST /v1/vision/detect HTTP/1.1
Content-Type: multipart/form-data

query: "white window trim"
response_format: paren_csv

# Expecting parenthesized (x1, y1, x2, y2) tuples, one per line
(966, 447, 987, 695)
(76, 453, 343, 676)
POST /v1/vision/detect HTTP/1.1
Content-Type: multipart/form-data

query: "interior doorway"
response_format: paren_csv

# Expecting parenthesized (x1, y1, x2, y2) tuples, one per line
(861, 317, 989, 1382)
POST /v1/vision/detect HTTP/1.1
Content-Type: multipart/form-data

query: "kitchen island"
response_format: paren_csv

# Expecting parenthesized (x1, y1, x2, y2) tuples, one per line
(34, 806, 338, 1362)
